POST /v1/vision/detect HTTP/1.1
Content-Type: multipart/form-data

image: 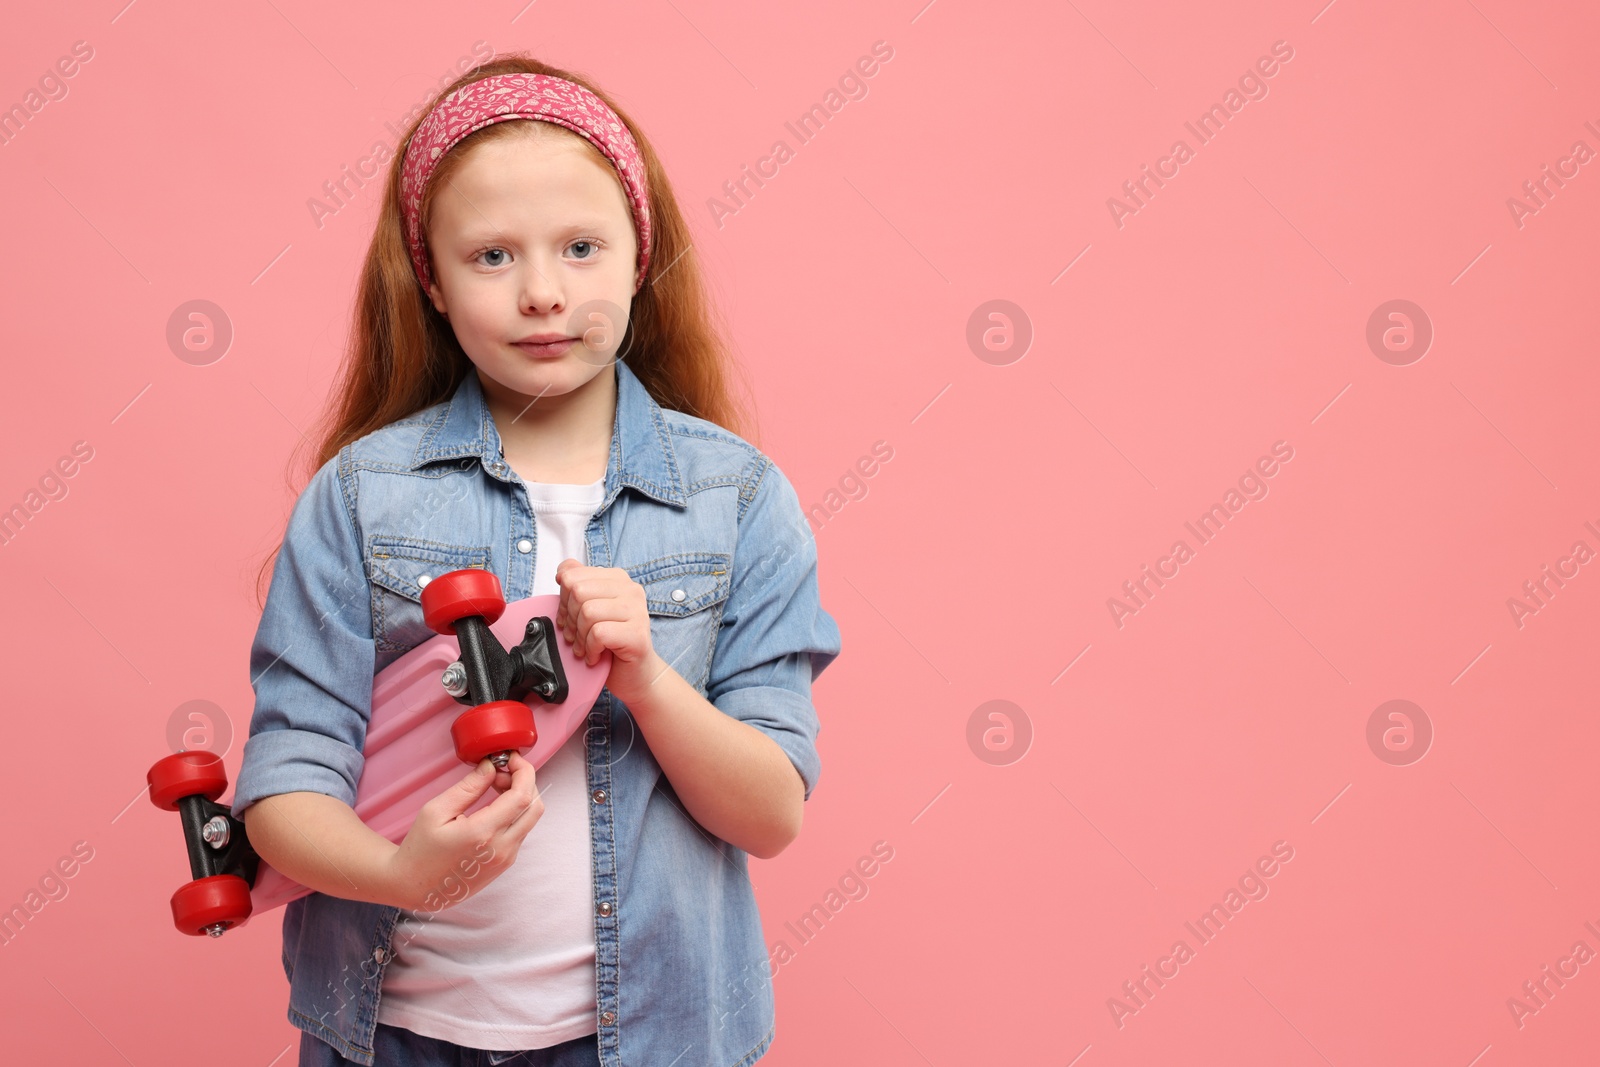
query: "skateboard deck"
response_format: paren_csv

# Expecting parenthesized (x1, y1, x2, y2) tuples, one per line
(240, 593, 610, 918)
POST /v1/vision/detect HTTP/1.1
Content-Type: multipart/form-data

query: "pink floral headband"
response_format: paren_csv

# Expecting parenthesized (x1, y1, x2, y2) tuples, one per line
(400, 71, 653, 295)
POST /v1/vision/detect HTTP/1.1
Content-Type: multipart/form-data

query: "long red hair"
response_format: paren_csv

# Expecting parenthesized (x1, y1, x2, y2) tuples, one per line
(254, 53, 755, 608)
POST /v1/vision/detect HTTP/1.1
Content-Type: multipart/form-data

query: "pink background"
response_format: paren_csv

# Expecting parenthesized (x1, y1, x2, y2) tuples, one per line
(2, 1, 1598, 1064)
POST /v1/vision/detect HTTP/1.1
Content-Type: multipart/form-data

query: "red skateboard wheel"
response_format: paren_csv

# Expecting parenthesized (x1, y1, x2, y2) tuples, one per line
(451, 700, 537, 765)
(147, 751, 229, 811)
(422, 568, 506, 635)
(170, 874, 253, 936)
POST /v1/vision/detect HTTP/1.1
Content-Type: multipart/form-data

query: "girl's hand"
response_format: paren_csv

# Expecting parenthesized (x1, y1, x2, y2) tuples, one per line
(554, 558, 667, 707)
(386, 751, 543, 912)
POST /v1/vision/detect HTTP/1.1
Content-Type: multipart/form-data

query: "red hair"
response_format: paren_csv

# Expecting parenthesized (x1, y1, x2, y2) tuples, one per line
(254, 53, 755, 607)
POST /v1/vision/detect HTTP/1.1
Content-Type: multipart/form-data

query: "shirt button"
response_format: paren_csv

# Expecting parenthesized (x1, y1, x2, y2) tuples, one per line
(597, 901, 613, 917)
(373, 947, 388, 964)
(416, 575, 431, 588)
(670, 588, 686, 603)
(600, 1010, 616, 1026)
(592, 789, 607, 804)
(516, 538, 533, 553)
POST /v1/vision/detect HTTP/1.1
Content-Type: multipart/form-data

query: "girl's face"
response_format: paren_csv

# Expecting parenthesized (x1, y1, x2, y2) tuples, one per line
(424, 125, 641, 411)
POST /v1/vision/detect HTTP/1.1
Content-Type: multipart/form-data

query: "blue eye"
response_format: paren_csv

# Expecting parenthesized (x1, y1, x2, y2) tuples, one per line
(570, 241, 596, 260)
(478, 248, 509, 267)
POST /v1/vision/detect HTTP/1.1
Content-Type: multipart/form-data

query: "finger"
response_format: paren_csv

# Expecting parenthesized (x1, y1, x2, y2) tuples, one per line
(508, 790, 544, 835)
(488, 752, 522, 792)
(497, 750, 532, 786)
(570, 607, 587, 658)
(432, 758, 496, 818)
(569, 579, 611, 639)
(565, 593, 579, 652)
(576, 600, 631, 662)
(505, 777, 544, 835)
(504, 751, 538, 807)
(564, 575, 633, 613)
(555, 563, 590, 595)
(464, 786, 531, 841)
(465, 756, 537, 829)
(585, 621, 611, 666)
(566, 583, 627, 656)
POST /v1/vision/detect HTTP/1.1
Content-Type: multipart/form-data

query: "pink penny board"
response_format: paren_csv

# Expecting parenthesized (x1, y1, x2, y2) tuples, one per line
(240, 594, 610, 918)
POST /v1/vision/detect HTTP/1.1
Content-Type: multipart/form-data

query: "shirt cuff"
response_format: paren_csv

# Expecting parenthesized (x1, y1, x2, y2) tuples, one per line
(710, 684, 821, 802)
(230, 728, 365, 820)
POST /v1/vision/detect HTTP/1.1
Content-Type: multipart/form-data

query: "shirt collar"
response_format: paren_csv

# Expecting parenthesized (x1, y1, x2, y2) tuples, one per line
(409, 358, 688, 509)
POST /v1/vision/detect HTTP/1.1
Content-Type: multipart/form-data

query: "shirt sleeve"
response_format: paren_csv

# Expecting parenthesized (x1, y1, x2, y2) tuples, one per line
(230, 453, 377, 820)
(705, 456, 842, 802)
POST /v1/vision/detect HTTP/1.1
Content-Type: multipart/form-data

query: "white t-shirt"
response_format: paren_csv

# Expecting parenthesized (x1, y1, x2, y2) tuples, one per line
(377, 475, 605, 1050)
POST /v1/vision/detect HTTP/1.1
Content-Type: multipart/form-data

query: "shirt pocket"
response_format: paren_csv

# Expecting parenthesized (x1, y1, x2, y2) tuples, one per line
(366, 534, 494, 653)
(626, 551, 732, 693)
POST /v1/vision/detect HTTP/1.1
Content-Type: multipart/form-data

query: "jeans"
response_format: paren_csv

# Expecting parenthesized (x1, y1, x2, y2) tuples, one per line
(298, 1024, 601, 1067)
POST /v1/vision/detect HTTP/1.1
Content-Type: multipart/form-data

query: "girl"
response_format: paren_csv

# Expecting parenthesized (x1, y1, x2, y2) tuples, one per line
(230, 54, 842, 1067)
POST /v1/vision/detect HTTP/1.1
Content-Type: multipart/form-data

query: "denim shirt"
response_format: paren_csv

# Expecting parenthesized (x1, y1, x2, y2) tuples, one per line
(230, 358, 842, 1067)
